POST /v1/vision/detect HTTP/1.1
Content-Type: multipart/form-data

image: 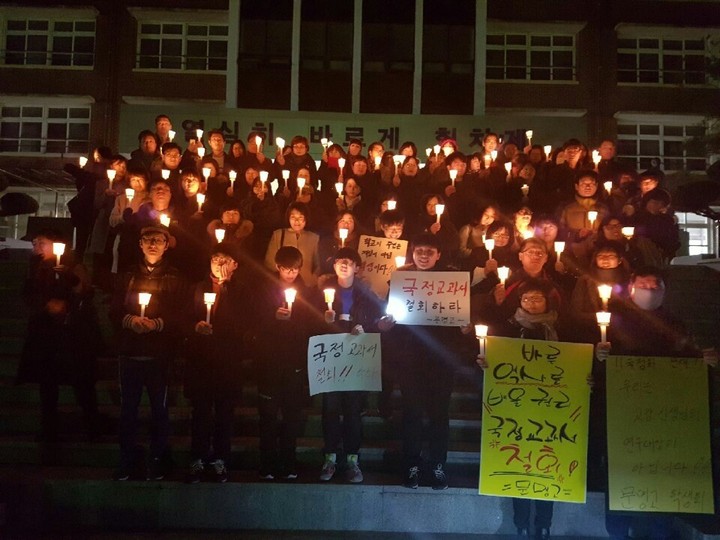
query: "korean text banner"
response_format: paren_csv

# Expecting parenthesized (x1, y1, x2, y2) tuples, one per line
(358, 235, 408, 300)
(606, 356, 714, 514)
(479, 336, 593, 503)
(388, 271, 470, 326)
(307, 333, 382, 396)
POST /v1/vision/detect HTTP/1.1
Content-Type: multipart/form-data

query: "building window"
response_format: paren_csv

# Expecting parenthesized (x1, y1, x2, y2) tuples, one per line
(0, 104, 90, 154)
(486, 33, 575, 81)
(617, 37, 707, 85)
(616, 120, 707, 172)
(2, 19, 95, 68)
(676, 212, 716, 255)
(423, 0, 475, 75)
(136, 22, 228, 71)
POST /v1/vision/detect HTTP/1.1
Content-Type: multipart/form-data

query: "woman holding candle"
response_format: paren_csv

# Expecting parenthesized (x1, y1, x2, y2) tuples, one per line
(458, 204, 499, 263)
(206, 203, 254, 248)
(184, 242, 250, 483)
(109, 225, 190, 481)
(467, 220, 518, 293)
(335, 177, 373, 232)
(510, 206, 535, 250)
(317, 247, 390, 483)
(413, 194, 459, 267)
(274, 135, 318, 191)
(476, 279, 567, 540)
(17, 229, 102, 444)
(318, 212, 362, 275)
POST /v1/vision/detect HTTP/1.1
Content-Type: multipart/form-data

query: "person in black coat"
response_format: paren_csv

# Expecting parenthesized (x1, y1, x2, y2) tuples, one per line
(184, 242, 252, 483)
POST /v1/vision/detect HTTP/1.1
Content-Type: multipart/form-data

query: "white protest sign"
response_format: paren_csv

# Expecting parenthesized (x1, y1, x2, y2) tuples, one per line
(387, 270, 470, 326)
(307, 333, 382, 396)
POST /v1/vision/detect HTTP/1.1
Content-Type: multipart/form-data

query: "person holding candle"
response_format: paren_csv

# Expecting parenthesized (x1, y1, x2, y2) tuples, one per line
(335, 176, 373, 232)
(206, 203, 254, 248)
(110, 225, 190, 481)
(129, 130, 160, 174)
(110, 166, 152, 277)
(413, 194, 459, 267)
(596, 214, 664, 270)
(392, 156, 428, 232)
(240, 177, 283, 261)
(476, 279, 575, 540)
(594, 266, 717, 539)
(318, 212, 362, 275)
(458, 205, 499, 265)
(317, 247, 390, 483)
(264, 202, 320, 287)
(150, 142, 183, 200)
(510, 206, 535, 250)
(184, 242, 249, 483)
(254, 246, 319, 480)
(467, 220, 518, 294)
(386, 233, 471, 490)
(205, 129, 231, 175)
(240, 131, 272, 176)
(633, 188, 681, 265)
(558, 171, 609, 272)
(274, 135, 318, 190)
(227, 139, 246, 172)
(17, 229, 102, 444)
(153, 114, 173, 146)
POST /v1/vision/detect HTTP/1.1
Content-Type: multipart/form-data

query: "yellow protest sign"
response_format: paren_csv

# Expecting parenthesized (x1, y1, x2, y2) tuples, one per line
(606, 356, 714, 514)
(479, 336, 593, 503)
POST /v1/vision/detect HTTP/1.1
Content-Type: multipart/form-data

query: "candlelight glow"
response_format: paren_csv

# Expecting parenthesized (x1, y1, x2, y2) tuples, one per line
(435, 203, 445, 216)
(260, 170, 269, 183)
(433, 144, 441, 155)
(107, 169, 116, 181)
(475, 324, 489, 338)
(197, 147, 205, 158)
(604, 181, 613, 194)
(395, 256, 405, 268)
(622, 227, 634, 239)
(497, 266, 510, 285)
(321, 137, 328, 147)
(525, 130, 533, 140)
(504, 162, 512, 173)
(386, 297, 407, 322)
(214, 229, 225, 242)
(161, 169, 170, 180)
(276, 137, 285, 149)
(425, 147, 432, 157)
(324, 288, 335, 309)
(202, 167, 211, 180)
(79, 156, 88, 167)
(204, 292, 216, 305)
(196, 129, 203, 140)
(168, 130, 176, 142)
(338, 157, 346, 170)
(543, 145, 552, 156)
(255, 135, 262, 148)
(387, 200, 397, 210)
(335, 181, 344, 195)
(159, 214, 170, 227)
(297, 178, 306, 190)
(125, 188, 135, 201)
(449, 169, 458, 181)
(490, 150, 497, 161)
(554, 241, 565, 254)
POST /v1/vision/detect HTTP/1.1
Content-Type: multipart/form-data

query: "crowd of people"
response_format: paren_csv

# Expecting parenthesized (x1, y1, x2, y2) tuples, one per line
(17, 114, 718, 540)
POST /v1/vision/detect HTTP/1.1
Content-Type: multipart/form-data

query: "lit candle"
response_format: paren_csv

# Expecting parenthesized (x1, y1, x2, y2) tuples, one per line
(554, 241, 565, 255)
(395, 256, 406, 268)
(604, 180, 613, 195)
(449, 169, 458, 186)
(321, 137, 328, 148)
(490, 150, 497, 162)
(79, 156, 88, 167)
(52, 242, 65, 267)
(297, 178, 306, 191)
(442, 146, 453, 157)
(484, 238, 495, 259)
(434, 203, 445, 223)
(125, 188, 135, 202)
(376, 156, 383, 169)
(592, 150, 601, 168)
(387, 200, 397, 210)
(335, 181, 343, 195)
(497, 266, 510, 286)
(621, 227, 635, 240)
(425, 147, 432, 157)
(276, 136, 285, 149)
(522, 229, 534, 240)
(161, 169, 170, 180)
(598, 284, 613, 311)
(543, 145, 552, 159)
(255, 135, 262, 152)
(596, 311, 611, 343)
(483, 154, 492, 168)
(168, 129, 176, 142)
(525, 130, 533, 145)
(338, 227, 348, 247)
(588, 210, 598, 228)
(197, 147, 205, 158)
(260, 170, 269, 185)
(203, 292, 216, 323)
(138, 292, 151, 318)
(202, 167, 211, 181)
(196, 193, 205, 210)
(284, 288, 297, 312)
(229, 170, 237, 187)
(215, 228, 225, 243)
(107, 169, 116, 188)
(433, 144, 441, 156)
(338, 157, 346, 170)
(521, 184, 529, 196)
(323, 288, 335, 310)
(504, 162, 512, 175)
(475, 324, 489, 355)
(159, 213, 170, 227)
(196, 129, 203, 140)
(327, 140, 334, 147)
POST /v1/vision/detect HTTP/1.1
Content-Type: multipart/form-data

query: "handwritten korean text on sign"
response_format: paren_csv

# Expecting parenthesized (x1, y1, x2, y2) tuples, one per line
(307, 333, 382, 396)
(479, 337, 593, 503)
(606, 356, 714, 514)
(388, 271, 470, 326)
(358, 235, 408, 299)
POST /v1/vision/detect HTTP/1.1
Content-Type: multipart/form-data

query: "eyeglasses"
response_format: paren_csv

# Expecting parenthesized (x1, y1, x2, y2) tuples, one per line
(521, 249, 546, 258)
(141, 237, 167, 245)
(521, 296, 546, 304)
(492, 232, 510, 239)
(279, 266, 300, 273)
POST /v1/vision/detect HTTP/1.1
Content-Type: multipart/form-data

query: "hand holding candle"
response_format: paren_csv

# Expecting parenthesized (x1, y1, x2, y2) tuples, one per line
(196, 193, 205, 211)
(604, 180, 613, 195)
(196, 129, 204, 140)
(338, 227, 348, 247)
(255, 135, 262, 152)
(168, 129, 176, 142)
(621, 227, 634, 240)
(276, 137, 285, 149)
(297, 178, 306, 191)
(203, 292, 216, 324)
(52, 242, 65, 267)
(387, 200, 397, 210)
(525, 130, 533, 146)
(543, 145, 552, 161)
(497, 266, 510, 286)
(338, 157, 346, 171)
(434, 203, 445, 224)
(138, 292, 151, 318)
(335, 181, 343, 196)
(197, 147, 205, 158)
(321, 137, 328, 148)
(161, 169, 170, 180)
(490, 150, 497, 162)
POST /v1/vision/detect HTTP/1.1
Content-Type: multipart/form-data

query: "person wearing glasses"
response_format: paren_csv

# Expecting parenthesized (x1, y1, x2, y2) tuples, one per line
(110, 225, 190, 481)
(274, 135, 318, 190)
(264, 202, 320, 287)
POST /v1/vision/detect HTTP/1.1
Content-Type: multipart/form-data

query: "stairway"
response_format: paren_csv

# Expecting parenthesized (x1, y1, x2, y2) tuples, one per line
(0, 247, 718, 538)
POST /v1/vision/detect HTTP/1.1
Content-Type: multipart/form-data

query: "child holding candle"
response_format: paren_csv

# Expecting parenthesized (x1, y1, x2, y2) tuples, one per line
(110, 225, 190, 481)
(184, 242, 249, 483)
(255, 246, 319, 480)
(316, 248, 390, 483)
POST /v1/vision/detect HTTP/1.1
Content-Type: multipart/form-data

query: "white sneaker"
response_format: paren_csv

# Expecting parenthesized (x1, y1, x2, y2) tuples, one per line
(345, 454, 363, 483)
(319, 453, 337, 481)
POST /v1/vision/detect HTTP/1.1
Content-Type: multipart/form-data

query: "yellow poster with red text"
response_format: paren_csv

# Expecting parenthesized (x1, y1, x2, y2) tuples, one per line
(479, 337, 593, 503)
